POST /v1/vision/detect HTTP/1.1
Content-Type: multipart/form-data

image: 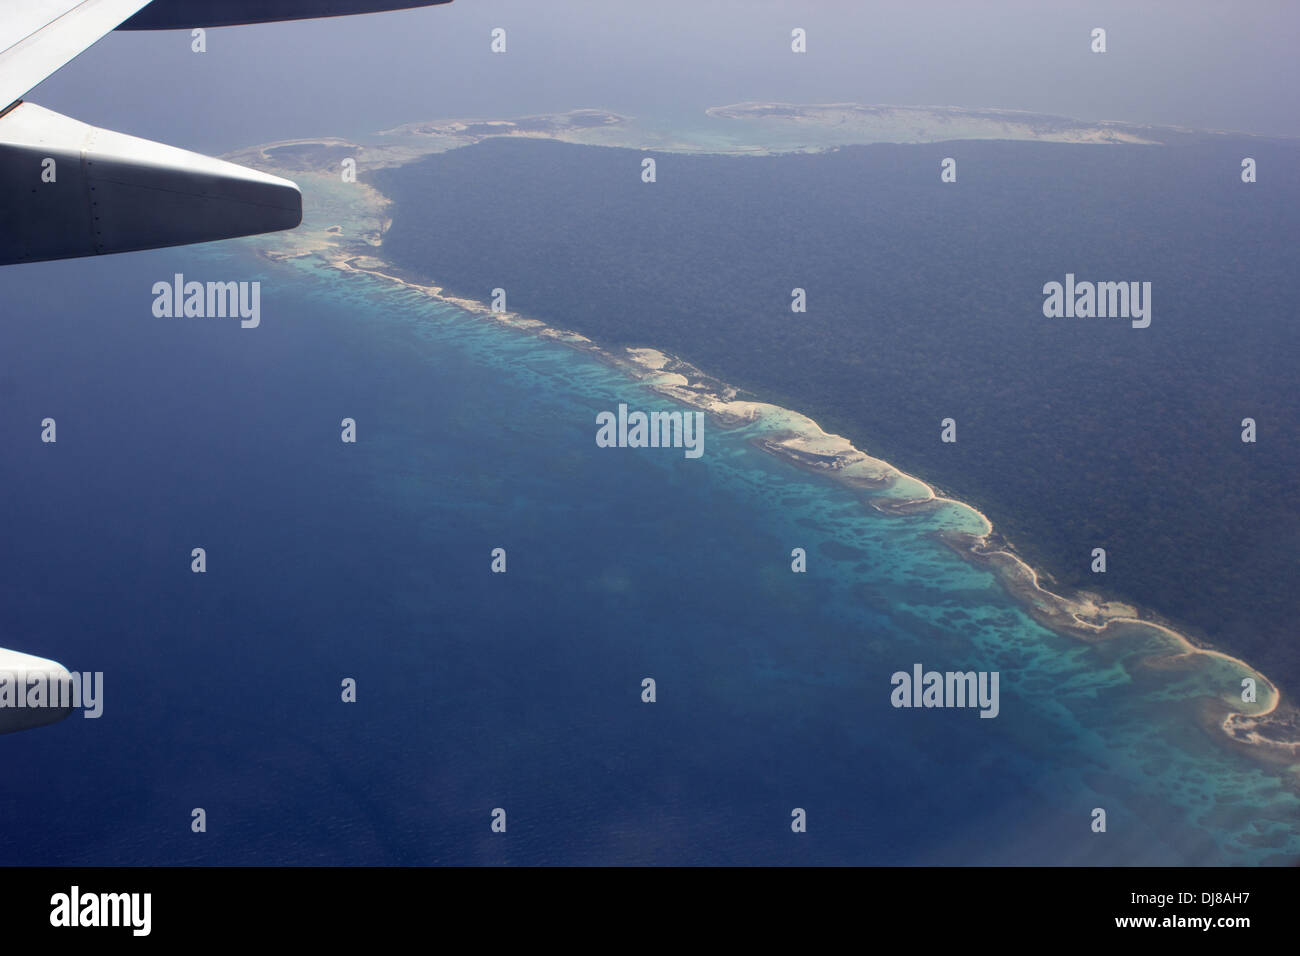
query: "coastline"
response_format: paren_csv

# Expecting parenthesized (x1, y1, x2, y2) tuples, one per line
(237, 107, 1299, 769)
(278, 248, 1298, 766)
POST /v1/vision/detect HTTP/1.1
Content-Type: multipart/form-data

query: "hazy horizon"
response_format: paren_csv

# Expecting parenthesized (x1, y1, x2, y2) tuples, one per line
(25, 0, 1300, 156)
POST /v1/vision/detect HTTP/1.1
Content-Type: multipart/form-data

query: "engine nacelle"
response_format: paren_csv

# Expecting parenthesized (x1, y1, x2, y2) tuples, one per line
(0, 102, 301, 265)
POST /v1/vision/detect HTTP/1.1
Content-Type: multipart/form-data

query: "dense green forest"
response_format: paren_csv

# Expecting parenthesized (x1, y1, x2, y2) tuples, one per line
(371, 136, 1300, 694)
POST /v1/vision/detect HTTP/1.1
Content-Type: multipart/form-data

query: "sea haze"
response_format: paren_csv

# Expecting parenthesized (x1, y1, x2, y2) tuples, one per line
(370, 136, 1300, 699)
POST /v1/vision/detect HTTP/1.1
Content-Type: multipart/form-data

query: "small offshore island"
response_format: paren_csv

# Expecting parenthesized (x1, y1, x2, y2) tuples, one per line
(228, 104, 1300, 769)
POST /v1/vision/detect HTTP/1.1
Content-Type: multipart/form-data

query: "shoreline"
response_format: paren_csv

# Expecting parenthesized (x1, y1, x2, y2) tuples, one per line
(239, 109, 1298, 768)
(272, 247, 1299, 765)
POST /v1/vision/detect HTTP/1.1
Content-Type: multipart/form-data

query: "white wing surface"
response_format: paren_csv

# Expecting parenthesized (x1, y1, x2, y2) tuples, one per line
(0, 0, 156, 114)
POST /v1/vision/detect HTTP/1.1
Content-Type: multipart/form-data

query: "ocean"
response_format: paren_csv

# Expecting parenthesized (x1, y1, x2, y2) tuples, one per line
(0, 239, 1295, 865)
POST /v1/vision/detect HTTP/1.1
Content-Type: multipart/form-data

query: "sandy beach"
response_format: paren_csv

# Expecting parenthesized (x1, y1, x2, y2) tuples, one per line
(240, 115, 1299, 768)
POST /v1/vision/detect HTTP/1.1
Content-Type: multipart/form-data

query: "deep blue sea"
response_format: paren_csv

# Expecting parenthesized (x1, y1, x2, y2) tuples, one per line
(0, 240, 1295, 865)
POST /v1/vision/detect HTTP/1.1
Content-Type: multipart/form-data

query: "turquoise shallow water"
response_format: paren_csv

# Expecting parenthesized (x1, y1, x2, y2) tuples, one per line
(0, 240, 1294, 865)
(282, 246, 1300, 864)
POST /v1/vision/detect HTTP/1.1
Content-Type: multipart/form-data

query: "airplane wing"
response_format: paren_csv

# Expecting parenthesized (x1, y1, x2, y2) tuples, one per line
(0, 100, 303, 264)
(0, 0, 302, 265)
(119, 0, 452, 31)
(0, 0, 452, 267)
(0, 0, 158, 115)
(0, 0, 453, 732)
(0, 647, 74, 735)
